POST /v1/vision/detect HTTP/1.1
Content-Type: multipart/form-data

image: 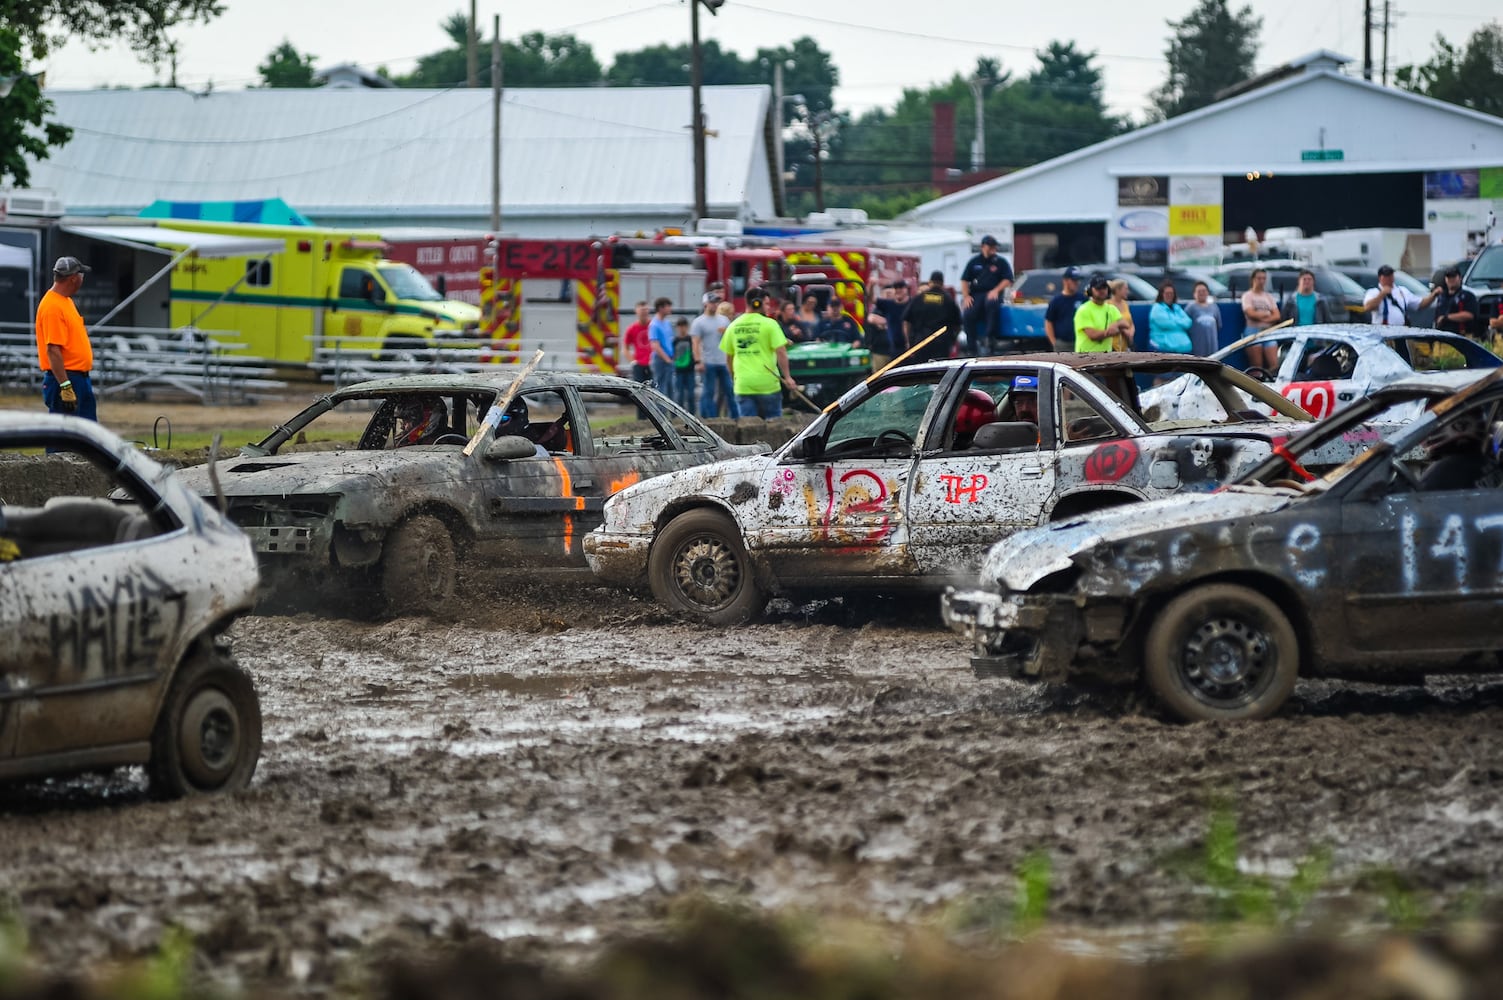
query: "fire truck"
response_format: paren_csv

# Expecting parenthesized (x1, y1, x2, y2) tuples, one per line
(479, 236, 785, 372)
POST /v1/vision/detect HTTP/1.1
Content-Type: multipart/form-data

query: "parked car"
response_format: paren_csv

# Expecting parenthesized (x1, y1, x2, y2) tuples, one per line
(1211, 262, 1368, 321)
(583, 353, 1387, 625)
(1140, 324, 1502, 422)
(1011, 267, 1159, 303)
(1334, 266, 1436, 328)
(1118, 265, 1232, 301)
(942, 369, 1503, 722)
(0, 414, 261, 797)
(170, 372, 759, 614)
(1462, 245, 1503, 337)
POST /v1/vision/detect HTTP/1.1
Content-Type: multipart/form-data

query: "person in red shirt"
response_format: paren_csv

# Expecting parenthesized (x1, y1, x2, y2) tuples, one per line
(621, 300, 653, 383)
(35, 256, 97, 421)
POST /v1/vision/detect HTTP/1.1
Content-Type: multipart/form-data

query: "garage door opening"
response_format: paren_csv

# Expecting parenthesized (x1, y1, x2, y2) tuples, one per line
(1224, 171, 1424, 236)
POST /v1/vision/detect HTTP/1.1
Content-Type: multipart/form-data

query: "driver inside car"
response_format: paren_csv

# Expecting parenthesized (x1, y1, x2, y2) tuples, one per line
(392, 395, 448, 447)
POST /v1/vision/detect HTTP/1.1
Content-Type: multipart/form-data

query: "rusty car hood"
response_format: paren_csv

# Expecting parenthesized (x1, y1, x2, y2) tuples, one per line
(599, 453, 778, 530)
(977, 489, 1296, 592)
(172, 448, 445, 497)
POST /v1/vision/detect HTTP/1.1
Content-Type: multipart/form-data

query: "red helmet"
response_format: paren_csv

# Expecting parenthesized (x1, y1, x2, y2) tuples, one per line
(954, 388, 997, 435)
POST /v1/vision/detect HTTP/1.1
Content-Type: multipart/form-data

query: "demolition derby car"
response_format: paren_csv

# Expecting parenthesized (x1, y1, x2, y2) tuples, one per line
(1141, 324, 1501, 422)
(0, 414, 261, 797)
(584, 353, 1380, 625)
(943, 369, 1503, 723)
(172, 372, 757, 614)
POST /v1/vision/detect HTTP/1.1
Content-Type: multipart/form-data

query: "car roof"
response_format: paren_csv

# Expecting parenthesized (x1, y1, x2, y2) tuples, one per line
(327, 370, 645, 399)
(1253, 323, 1472, 343)
(894, 352, 1232, 377)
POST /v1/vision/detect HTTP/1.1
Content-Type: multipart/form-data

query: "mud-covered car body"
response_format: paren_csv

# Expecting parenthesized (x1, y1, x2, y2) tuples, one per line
(1141, 324, 1502, 422)
(1, 414, 261, 795)
(172, 372, 755, 611)
(585, 353, 1382, 623)
(943, 370, 1503, 721)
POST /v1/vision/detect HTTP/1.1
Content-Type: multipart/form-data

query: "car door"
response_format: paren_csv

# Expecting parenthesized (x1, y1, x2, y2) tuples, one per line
(1281, 336, 1360, 418)
(907, 364, 1056, 579)
(1338, 454, 1503, 657)
(757, 371, 948, 583)
(0, 439, 189, 762)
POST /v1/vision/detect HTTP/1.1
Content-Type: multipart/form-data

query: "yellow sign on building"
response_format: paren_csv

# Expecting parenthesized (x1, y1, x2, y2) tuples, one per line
(1169, 204, 1223, 236)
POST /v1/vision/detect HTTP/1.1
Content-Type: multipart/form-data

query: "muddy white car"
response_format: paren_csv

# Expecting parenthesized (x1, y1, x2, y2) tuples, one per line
(1141, 325, 1501, 422)
(172, 372, 757, 614)
(943, 370, 1503, 722)
(0, 414, 261, 797)
(585, 353, 1380, 625)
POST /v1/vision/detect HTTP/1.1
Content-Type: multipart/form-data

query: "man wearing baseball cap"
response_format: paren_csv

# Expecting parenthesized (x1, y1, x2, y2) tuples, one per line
(1073, 274, 1127, 352)
(1044, 266, 1083, 351)
(35, 256, 97, 421)
(721, 286, 797, 419)
(1417, 265, 1477, 335)
(959, 234, 1013, 356)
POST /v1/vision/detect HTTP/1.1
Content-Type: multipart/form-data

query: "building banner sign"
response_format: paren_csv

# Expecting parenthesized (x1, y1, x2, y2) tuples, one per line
(1170, 175, 1222, 205)
(1118, 176, 1169, 207)
(1169, 204, 1222, 236)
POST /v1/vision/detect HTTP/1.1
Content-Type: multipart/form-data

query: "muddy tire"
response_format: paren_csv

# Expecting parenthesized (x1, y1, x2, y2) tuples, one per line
(149, 650, 262, 798)
(1143, 583, 1299, 722)
(648, 508, 765, 625)
(382, 514, 456, 616)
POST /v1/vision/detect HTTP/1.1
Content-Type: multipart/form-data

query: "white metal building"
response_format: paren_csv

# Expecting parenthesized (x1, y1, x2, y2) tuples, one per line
(24, 85, 780, 236)
(907, 52, 1503, 269)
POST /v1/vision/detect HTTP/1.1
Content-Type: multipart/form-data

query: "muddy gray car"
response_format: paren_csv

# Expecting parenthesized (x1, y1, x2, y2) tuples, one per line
(173, 372, 757, 614)
(943, 370, 1503, 722)
(1, 414, 261, 797)
(586, 353, 1384, 625)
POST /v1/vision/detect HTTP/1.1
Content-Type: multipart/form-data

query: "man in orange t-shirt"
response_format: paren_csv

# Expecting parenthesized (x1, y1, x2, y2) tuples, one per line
(35, 256, 96, 421)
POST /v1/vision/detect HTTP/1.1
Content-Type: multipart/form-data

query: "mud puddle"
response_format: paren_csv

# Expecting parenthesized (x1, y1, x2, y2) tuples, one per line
(4, 590, 1503, 993)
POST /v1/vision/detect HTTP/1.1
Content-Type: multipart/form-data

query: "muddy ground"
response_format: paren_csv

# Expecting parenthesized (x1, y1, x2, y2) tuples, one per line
(4, 576, 1503, 994)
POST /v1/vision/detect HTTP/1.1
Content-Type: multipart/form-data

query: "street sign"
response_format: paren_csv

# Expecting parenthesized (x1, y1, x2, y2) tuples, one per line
(1300, 149, 1344, 161)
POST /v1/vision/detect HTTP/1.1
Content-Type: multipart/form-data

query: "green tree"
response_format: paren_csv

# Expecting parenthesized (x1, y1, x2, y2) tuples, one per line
(1150, 0, 1261, 119)
(1028, 41, 1104, 108)
(0, 0, 224, 186)
(395, 15, 601, 88)
(1395, 22, 1503, 118)
(257, 39, 316, 88)
(605, 40, 749, 87)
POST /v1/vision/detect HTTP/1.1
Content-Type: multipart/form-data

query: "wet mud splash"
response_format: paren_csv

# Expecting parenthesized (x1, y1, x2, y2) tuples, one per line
(3, 584, 1503, 992)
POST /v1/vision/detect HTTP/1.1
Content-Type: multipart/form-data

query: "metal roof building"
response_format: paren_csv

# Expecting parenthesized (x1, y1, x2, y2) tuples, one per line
(26, 85, 779, 237)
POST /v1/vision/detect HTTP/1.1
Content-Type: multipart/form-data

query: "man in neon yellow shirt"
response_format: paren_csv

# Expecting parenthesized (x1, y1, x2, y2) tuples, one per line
(1073, 274, 1127, 353)
(722, 286, 798, 419)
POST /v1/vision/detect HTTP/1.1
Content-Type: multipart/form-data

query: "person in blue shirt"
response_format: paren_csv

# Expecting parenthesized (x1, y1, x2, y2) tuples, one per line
(959, 235, 1014, 356)
(814, 297, 862, 346)
(1043, 266, 1082, 352)
(647, 296, 677, 391)
(1148, 282, 1194, 353)
(1280, 270, 1336, 326)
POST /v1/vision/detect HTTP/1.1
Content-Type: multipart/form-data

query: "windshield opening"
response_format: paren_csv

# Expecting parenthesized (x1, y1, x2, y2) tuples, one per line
(378, 264, 445, 302)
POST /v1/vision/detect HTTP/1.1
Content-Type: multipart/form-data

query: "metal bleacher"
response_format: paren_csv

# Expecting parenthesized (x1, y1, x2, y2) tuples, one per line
(0, 322, 288, 404)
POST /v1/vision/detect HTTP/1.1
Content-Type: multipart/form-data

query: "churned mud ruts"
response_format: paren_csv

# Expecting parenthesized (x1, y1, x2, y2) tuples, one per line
(3, 583, 1503, 993)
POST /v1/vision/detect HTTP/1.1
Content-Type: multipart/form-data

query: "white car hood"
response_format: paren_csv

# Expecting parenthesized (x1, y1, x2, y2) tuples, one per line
(978, 489, 1295, 592)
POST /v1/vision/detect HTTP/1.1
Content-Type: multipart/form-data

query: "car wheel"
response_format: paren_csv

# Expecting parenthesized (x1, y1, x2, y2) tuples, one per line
(649, 508, 765, 625)
(149, 650, 262, 798)
(1143, 583, 1299, 722)
(382, 514, 457, 615)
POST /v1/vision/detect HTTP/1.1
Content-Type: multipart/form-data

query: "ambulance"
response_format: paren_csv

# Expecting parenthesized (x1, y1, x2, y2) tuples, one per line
(159, 220, 482, 364)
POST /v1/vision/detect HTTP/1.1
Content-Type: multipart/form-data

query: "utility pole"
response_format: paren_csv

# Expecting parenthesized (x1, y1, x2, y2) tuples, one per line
(491, 14, 501, 232)
(1362, 0, 1373, 81)
(689, 2, 725, 224)
(773, 60, 786, 217)
(967, 75, 986, 172)
(1381, 0, 1391, 86)
(467, 0, 478, 88)
(811, 113, 829, 213)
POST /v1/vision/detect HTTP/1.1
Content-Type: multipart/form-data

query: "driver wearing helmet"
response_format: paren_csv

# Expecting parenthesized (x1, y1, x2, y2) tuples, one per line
(952, 387, 999, 449)
(392, 394, 447, 447)
(1008, 374, 1040, 426)
(495, 394, 568, 454)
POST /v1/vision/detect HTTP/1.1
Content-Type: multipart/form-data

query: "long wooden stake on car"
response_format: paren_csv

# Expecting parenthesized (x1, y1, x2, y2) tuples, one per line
(820, 326, 948, 414)
(1219, 317, 1294, 357)
(463, 348, 547, 456)
(765, 364, 823, 414)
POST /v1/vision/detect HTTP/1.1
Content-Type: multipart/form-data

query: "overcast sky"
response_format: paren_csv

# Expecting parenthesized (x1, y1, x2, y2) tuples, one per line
(35, 1, 1502, 121)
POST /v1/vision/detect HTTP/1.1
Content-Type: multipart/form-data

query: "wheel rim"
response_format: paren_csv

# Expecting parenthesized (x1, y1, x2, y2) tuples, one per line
(415, 547, 448, 597)
(1178, 614, 1276, 709)
(672, 532, 742, 610)
(179, 688, 240, 788)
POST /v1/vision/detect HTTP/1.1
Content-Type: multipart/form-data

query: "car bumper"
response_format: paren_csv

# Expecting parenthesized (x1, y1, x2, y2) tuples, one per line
(583, 530, 651, 586)
(942, 588, 1110, 682)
